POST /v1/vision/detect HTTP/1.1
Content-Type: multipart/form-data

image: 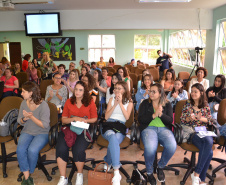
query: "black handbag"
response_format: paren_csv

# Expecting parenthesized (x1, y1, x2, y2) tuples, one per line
(131, 169, 147, 185)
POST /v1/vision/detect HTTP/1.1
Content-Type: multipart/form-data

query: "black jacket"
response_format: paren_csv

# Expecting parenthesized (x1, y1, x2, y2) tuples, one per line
(138, 99, 173, 133)
(206, 86, 226, 103)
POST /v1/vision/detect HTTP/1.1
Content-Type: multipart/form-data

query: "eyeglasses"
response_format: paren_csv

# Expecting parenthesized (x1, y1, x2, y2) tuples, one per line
(150, 90, 157, 94)
(114, 87, 123, 90)
(69, 65, 75, 67)
(54, 77, 61, 80)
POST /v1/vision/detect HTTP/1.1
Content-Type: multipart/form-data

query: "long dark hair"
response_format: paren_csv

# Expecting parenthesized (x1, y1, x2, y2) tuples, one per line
(149, 83, 168, 107)
(141, 69, 150, 82)
(84, 73, 96, 91)
(109, 57, 115, 64)
(115, 81, 132, 105)
(95, 69, 104, 83)
(141, 74, 153, 90)
(117, 67, 129, 78)
(110, 73, 122, 95)
(70, 81, 92, 107)
(214, 74, 225, 90)
(190, 83, 207, 109)
(170, 78, 184, 97)
(163, 68, 176, 81)
(22, 81, 42, 105)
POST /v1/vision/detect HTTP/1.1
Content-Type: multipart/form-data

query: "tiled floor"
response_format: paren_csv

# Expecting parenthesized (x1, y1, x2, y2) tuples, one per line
(0, 140, 225, 185)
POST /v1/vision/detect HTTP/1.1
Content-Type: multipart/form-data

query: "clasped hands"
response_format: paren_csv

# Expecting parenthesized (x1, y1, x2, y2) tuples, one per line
(208, 90, 215, 98)
(187, 112, 202, 122)
(153, 105, 163, 118)
(23, 110, 33, 121)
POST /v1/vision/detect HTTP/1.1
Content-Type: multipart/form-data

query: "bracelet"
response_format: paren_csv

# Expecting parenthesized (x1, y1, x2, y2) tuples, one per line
(22, 117, 27, 122)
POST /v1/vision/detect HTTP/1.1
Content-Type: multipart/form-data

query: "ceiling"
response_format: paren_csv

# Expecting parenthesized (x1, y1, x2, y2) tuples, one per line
(12, 0, 226, 11)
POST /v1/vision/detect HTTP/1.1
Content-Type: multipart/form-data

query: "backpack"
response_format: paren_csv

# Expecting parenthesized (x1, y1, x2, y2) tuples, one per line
(0, 109, 19, 137)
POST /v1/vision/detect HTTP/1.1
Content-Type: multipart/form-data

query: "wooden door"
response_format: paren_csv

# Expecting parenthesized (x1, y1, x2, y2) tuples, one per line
(9, 42, 22, 66)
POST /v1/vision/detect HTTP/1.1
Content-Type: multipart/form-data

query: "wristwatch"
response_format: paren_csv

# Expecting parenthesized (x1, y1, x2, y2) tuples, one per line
(22, 117, 27, 122)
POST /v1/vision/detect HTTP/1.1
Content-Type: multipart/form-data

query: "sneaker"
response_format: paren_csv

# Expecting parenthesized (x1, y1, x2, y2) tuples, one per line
(191, 172, 200, 185)
(157, 167, 165, 182)
(112, 172, 121, 185)
(57, 176, 68, 185)
(21, 177, 28, 185)
(104, 163, 112, 172)
(27, 176, 34, 185)
(147, 174, 156, 185)
(75, 173, 83, 185)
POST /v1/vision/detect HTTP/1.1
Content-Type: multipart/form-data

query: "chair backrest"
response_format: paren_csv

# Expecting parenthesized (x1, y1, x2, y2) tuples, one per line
(178, 71, 190, 80)
(138, 65, 145, 70)
(113, 65, 121, 71)
(47, 102, 58, 127)
(16, 72, 29, 88)
(108, 67, 116, 74)
(148, 68, 159, 82)
(217, 99, 226, 126)
(174, 100, 187, 124)
(108, 72, 113, 76)
(129, 73, 138, 90)
(0, 81, 4, 99)
(37, 69, 42, 78)
(0, 96, 23, 120)
(40, 79, 54, 99)
(185, 80, 191, 92)
(135, 68, 143, 75)
(131, 67, 138, 73)
(125, 107, 134, 129)
(138, 74, 142, 81)
(145, 64, 149, 68)
(129, 77, 133, 92)
(124, 64, 132, 72)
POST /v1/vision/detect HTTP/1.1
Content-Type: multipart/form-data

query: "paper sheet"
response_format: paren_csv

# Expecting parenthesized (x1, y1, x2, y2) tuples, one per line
(71, 121, 90, 129)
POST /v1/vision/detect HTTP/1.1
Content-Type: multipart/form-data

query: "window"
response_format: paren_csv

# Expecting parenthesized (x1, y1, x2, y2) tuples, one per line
(169, 30, 206, 68)
(88, 35, 115, 62)
(215, 20, 226, 75)
(134, 35, 161, 64)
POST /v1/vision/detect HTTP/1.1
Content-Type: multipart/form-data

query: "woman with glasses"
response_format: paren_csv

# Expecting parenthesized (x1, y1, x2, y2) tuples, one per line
(45, 73, 67, 108)
(101, 81, 133, 185)
(138, 83, 176, 185)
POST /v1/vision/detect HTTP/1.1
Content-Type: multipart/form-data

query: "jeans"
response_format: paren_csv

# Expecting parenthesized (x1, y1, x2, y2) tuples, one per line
(141, 126, 177, 174)
(209, 101, 219, 124)
(101, 118, 125, 169)
(16, 132, 49, 173)
(191, 134, 213, 182)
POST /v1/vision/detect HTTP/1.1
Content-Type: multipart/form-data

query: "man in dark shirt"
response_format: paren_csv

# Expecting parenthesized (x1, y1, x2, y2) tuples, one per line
(156, 50, 172, 79)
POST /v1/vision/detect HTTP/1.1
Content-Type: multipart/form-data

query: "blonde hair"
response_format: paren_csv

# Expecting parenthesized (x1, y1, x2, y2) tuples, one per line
(41, 52, 51, 65)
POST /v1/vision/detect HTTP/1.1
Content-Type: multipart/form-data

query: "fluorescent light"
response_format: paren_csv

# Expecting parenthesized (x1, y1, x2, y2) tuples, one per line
(139, 0, 192, 2)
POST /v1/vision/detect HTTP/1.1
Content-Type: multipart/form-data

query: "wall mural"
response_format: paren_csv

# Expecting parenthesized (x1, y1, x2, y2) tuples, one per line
(32, 37, 75, 61)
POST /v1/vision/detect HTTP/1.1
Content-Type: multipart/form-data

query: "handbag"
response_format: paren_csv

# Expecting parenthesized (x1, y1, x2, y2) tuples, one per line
(70, 124, 84, 135)
(181, 124, 195, 143)
(131, 169, 147, 185)
(88, 162, 113, 185)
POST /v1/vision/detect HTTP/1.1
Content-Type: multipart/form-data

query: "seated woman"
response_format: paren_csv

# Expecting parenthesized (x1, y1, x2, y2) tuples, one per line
(101, 81, 133, 185)
(160, 68, 176, 95)
(77, 60, 85, 73)
(93, 69, 107, 104)
(58, 64, 69, 82)
(82, 73, 98, 103)
(79, 66, 88, 80)
(206, 74, 226, 122)
(117, 67, 131, 92)
(14, 63, 23, 75)
(188, 67, 209, 93)
(102, 67, 112, 87)
(56, 81, 97, 185)
(106, 73, 122, 104)
(0, 57, 11, 68)
(45, 73, 67, 108)
(16, 81, 50, 185)
(108, 57, 115, 67)
(63, 69, 79, 98)
(32, 58, 40, 69)
(138, 83, 176, 184)
(135, 74, 153, 111)
(167, 78, 188, 112)
(26, 62, 38, 84)
(40, 52, 58, 79)
(180, 83, 214, 185)
(0, 68, 19, 99)
(137, 69, 150, 89)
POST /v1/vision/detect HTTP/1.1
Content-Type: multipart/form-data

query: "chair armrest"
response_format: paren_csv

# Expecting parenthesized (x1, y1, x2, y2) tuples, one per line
(13, 125, 23, 145)
(175, 123, 183, 145)
(130, 121, 136, 144)
(208, 123, 220, 144)
(135, 124, 141, 145)
(9, 121, 18, 137)
(48, 123, 58, 147)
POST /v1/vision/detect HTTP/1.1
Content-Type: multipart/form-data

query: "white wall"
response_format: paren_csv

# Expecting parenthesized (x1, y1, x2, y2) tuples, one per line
(0, 9, 213, 31)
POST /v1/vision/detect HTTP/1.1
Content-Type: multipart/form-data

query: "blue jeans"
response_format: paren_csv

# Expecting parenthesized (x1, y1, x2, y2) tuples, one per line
(16, 132, 49, 173)
(209, 102, 221, 127)
(101, 119, 125, 169)
(141, 126, 177, 174)
(191, 134, 213, 182)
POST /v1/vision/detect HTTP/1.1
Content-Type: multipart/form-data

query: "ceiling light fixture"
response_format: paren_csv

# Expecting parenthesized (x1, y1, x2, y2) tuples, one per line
(139, 0, 192, 2)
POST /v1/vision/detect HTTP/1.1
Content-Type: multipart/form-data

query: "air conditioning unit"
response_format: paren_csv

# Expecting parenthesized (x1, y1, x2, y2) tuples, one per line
(0, 2, 15, 10)
(11, 0, 54, 4)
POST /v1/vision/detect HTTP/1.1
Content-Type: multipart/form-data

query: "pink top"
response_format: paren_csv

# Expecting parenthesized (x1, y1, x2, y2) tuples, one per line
(108, 63, 115, 67)
(67, 80, 78, 98)
(105, 76, 112, 87)
(0, 75, 18, 93)
(164, 81, 174, 91)
(26, 68, 38, 82)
